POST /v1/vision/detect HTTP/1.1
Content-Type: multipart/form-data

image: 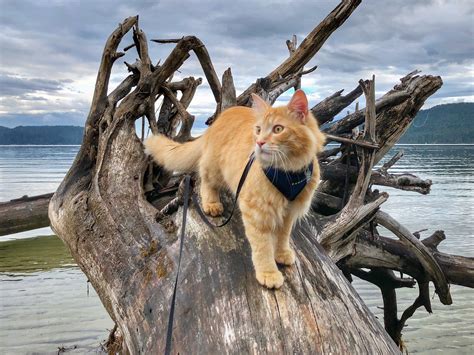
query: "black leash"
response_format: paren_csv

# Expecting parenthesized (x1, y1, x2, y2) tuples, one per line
(164, 174, 191, 355)
(192, 153, 255, 228)
(164, 154, 255, 354)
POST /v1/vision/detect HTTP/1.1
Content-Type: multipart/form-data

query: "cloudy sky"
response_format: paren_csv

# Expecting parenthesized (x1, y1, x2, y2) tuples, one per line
(0, 0, 472, 128)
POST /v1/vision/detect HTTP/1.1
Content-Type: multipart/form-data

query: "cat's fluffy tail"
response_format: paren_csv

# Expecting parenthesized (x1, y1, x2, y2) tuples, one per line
(144, 135, 203, 172)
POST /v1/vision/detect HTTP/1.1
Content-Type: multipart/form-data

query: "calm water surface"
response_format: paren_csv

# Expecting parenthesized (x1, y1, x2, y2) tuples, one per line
(0, 145, 473, 354)
(0, 146, 113, 354)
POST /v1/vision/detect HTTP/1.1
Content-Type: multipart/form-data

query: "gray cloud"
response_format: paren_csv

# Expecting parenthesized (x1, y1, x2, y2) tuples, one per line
(0, 112, 86, 128)
(0, 73, 72, 96)
(0, 0, 472, 127)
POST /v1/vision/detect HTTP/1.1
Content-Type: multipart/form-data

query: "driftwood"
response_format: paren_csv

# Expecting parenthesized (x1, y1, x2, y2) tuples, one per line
(36, 1, 473, 353)
(0, 193, 52, 236)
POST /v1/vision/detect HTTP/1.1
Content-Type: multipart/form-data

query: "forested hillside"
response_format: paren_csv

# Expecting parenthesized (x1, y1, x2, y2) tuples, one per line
(399, 103, 473, 144)
(0, 126, 84, 145)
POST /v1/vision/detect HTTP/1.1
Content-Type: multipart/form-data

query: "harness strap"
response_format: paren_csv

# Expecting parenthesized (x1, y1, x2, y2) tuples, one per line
(192, 153, 255, 228)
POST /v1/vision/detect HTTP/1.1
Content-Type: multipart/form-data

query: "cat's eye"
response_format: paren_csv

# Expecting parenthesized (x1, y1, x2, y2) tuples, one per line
(255, 126, 261, 134)
(273, 125, 284, 134)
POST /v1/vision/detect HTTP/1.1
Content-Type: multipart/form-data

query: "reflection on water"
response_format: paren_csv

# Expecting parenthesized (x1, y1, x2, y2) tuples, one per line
(356, 282, 474, 354)
(353, 145, 474, 354)
(1, 146, 112, 353)
(0, 235, 75, 273)
(0, 236, 112, 354)
(0, 145, 473, 353)
(374, 145, 473, 258)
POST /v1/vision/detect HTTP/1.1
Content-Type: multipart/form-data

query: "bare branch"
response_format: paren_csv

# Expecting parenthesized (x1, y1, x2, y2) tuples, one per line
(151, 36, 221, 103)
(151, 38, 184, 44)
(267, 65, 318, 104)
(348, 231, 474, 288)
(351, 268, 416, 289)
(167, 77, 203, 92)
(132, 24, 152, 76)
(325, 133, 379, 149)
(378, 150, 404, 175)
(219, 68, 237, 113)
(145, 101, 159, 135)
(175, 77, 202, 108)
(286, 34, 301, 91)
(237, 0, 362, 106)
(371, 171, 432, 194)
(159, 177, 189, 216)
(374, 74, 442, 163)
(157, 94, 175, 136)
(161, 86, 194, 142)
(101, 74, 140, 133)
(312, 83, 364, 125)
(156, 77, 202, 137)
(422, 230, 445, 250)
(394, 281, 432, 345)
(349, 76, 377, 203)
(318, 75, 382, 258)
(320, 162, 432, 194)
(359, 76, 376, 143)
(318, 193, 388, 260)
(376, 211, 452, 305)
(398, 69, 422, 86)
(90, 16, 138, 117)
(318, 146, 341, 161)
(123, 43, 135, 51)
(107, 74, 139, 105)
(268, 0, 361, 80)
(324, 92, 410, 135)
(124, 60, 140, 75)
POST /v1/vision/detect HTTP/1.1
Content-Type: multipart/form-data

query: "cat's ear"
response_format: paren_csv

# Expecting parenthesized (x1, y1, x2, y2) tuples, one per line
(288, 89, 308, 123)
(251, 93, 269, 116)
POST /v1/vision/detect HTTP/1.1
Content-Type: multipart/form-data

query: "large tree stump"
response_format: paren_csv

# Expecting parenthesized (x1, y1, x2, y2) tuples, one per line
(48, 1, 472, 353)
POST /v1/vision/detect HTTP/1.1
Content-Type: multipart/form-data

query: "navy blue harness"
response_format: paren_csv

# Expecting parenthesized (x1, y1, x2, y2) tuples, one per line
(263, 160, 313, 201)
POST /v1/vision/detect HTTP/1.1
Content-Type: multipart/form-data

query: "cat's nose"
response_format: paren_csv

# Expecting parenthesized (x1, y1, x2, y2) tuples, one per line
(256, 140, 266, 147)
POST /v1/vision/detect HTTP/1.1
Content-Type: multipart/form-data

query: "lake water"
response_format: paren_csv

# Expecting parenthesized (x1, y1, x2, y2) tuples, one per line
(0, 145, 473, 354)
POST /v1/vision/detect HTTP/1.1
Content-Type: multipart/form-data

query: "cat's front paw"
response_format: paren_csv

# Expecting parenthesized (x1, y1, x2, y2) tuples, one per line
(203, 202, 224, 217)
(256, 270, 284, 289)
(275, 248, 296, 266)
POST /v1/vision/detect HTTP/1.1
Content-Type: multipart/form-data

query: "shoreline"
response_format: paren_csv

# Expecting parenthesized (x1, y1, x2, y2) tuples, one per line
(2, 143, 474, 147)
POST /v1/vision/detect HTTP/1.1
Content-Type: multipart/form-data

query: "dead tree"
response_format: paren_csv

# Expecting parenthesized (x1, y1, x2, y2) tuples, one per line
(48, 1, 472, 353)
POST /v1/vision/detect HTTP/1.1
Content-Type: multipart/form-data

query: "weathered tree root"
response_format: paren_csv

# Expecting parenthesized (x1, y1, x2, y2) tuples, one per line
(46, 1, 472, 353)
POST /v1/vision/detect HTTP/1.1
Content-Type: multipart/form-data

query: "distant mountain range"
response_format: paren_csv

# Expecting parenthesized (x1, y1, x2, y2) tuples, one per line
(0, 125, 84, 145)
(0, 103, 472, 145)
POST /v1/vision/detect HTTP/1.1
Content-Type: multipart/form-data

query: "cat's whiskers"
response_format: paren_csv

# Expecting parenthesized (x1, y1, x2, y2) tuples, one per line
(269, 152, 279, 184)
(275, 149, 293, 183)
(277, 149, 291, 169)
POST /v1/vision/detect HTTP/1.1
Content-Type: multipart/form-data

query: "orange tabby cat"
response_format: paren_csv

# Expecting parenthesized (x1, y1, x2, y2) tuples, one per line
(145, 90, 325, 288)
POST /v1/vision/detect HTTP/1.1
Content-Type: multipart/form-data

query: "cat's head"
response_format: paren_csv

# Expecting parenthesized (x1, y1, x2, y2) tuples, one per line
(251, 90, 325, 171)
